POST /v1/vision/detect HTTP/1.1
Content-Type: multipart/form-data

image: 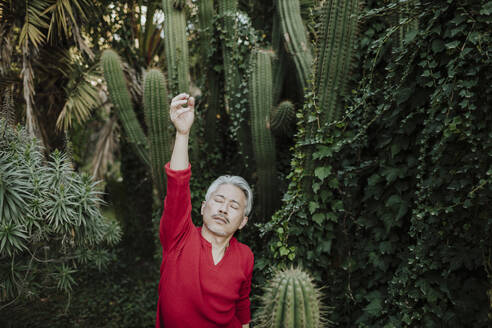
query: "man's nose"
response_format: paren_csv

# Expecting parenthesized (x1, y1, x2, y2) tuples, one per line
(219, 203, 228, 214)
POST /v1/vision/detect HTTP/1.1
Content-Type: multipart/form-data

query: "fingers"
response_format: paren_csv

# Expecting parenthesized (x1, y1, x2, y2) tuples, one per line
(171, 99, 189, 110)
(172, 93, 189, 103)
(170, 107, 193, 121)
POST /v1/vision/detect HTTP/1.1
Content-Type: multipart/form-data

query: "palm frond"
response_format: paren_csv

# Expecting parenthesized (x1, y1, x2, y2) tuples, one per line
(19, 0, 50, 50)
(56, 75, 100, 131)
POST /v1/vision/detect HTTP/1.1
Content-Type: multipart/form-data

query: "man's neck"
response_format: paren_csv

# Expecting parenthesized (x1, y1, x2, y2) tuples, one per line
(201, 225, 233, 249)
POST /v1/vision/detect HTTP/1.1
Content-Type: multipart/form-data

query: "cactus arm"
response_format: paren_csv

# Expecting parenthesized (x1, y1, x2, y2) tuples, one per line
(249, 49, 279, 219)
(272, 10, 286, 104)
(315, 0, 360, 122)
(143, 69, 171, 199)
(101, 49, 149, 167)
(271, 100, 295, 135)
(218, 0, 240, 113)
(162, 0, 190, 94)
(277, 0, 313, 92)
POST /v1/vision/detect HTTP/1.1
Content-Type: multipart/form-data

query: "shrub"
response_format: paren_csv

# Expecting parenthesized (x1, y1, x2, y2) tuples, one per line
(0, 119, 121, 309)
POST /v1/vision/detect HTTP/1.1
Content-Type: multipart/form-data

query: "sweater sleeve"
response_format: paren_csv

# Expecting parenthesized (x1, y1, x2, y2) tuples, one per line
(235, 252, 254, 324)
(160, 162, 193, 252)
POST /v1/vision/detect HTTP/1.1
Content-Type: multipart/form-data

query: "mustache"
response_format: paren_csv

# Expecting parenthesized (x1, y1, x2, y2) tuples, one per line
(213, 214, 230, 224)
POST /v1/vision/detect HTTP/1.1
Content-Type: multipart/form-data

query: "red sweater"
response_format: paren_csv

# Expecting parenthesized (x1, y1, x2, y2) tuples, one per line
(156, 163, 254, 328)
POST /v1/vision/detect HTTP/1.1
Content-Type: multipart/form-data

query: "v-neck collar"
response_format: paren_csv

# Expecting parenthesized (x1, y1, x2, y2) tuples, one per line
(197, 227, 235, 269)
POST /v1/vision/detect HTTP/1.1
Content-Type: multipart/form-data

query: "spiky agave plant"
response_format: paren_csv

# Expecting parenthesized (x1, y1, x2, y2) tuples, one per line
(0, 119, 121, 307)
(255, 267, 329, 328)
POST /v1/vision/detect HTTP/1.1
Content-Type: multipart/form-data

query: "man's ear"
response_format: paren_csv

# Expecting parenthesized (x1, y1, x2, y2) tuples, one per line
(201, 201, 205, 215)
(238, 216, 248, 230)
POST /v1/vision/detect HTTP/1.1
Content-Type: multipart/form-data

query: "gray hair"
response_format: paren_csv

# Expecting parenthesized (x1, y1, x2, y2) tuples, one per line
(205, 175, 253, 216)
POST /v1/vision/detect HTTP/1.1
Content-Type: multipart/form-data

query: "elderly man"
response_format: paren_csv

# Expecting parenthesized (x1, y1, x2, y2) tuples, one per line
(156, 93, 254, 328)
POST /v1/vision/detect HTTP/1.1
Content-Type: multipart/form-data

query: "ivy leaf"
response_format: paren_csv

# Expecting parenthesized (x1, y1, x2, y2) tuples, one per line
(314, 166, 331, 181)
(312, 213, 325, 226)
(309, 201, 319, 214)
(431, 39, 445, 53)
(445, 40, 460, 49)
(364, 296, 383, 317)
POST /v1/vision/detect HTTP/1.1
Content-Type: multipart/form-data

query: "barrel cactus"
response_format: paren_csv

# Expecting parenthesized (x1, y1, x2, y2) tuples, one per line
(255, 267, 328, 328)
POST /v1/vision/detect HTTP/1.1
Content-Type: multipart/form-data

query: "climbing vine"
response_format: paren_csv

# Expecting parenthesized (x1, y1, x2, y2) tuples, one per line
(260, 1, 492, 326)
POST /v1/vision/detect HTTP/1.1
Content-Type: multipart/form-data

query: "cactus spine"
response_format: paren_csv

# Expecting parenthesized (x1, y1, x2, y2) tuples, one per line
(102, 50, 171, 199)
(143, 69, 172, 199)
(162, 0, 190, 94)
(255, 267, 326, 328)
(249, 49, 279, 219)
(101, 49, 149, 166)
(315, 0, 360, 123)
(277, 0, 313, 92)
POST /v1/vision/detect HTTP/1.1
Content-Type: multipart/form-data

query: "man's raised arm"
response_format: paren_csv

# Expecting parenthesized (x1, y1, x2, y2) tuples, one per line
(159, 93, 195, 251)
(169, 93, 194, 170)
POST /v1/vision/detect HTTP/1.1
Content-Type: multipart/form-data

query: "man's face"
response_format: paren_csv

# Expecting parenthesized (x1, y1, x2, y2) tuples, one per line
(201, 184, 248, 237)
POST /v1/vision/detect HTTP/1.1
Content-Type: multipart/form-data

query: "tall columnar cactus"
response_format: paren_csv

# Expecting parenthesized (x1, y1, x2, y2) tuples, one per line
(101, 49, 149, 166)
(255, 267, 327, 328)
(218, 0, 240, 113)
(198, 0, 220, 146)
(102, 50, 171, 200)
(162, 0, 190, 94)
(143, 69, 172, 199)
(249, 49, 279, 219)
(315, 0, 360, 123)
(277, 0, 313, 92)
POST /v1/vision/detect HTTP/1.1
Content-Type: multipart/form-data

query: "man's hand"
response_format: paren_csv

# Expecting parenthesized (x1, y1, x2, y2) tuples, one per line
(170, 93, 195, 136)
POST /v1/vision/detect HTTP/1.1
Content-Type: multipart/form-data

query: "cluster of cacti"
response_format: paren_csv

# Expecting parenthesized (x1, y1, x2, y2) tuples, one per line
(315, 0, 360, 123)
(277, 0, 313, 92)
(102, 49, 171, 199)
(255, 267, 327, 328)
(162, 0, 190, 95)
(101, 50, 150, 167)
(248, 49, 279, 219)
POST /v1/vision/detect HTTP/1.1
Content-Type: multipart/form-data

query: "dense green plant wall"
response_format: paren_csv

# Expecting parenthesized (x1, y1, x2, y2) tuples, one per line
(263, 0, 492, 326)
(0, 119, 121, 308)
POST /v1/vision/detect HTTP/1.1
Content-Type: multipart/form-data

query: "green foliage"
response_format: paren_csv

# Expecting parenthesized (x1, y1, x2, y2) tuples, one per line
(263, 1, 492, 326)
(255, 267, 327, 328)
(248, 49, 279, 220)
(277, 0, 313, 92)
(0, 119, 121, 307)
(101, 49, 149, 166)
